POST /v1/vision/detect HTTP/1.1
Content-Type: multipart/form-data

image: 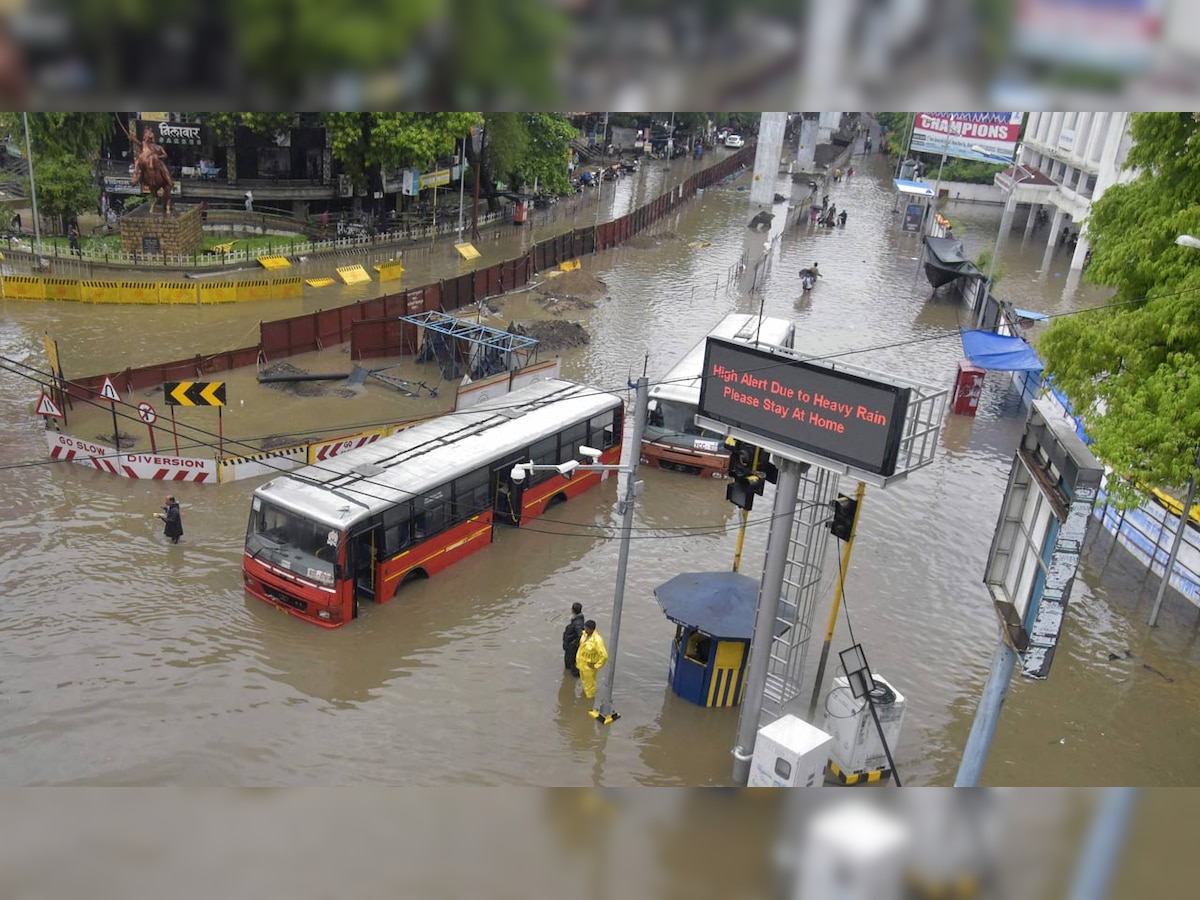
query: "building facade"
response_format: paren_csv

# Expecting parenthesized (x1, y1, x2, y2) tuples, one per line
(1015, 112, 1135, 271)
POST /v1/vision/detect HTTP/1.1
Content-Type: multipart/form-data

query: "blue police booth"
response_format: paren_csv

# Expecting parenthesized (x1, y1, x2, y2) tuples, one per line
(655, 571, 791, 708)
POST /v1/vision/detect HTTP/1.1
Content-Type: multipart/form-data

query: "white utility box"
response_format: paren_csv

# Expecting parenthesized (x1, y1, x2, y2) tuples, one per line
(820, 673, 906, 775)
(795, 801, 910, 900)
(748, 714, 832, 787)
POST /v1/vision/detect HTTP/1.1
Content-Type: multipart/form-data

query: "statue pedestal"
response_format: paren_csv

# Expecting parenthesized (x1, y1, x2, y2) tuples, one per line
(120, 203, 203, 257)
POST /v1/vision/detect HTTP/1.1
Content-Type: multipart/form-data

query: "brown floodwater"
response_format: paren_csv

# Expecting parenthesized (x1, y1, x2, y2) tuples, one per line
(1, 144, 1198, 787)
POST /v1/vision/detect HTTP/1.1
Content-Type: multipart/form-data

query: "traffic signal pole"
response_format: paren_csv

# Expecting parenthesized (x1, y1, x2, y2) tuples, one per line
(730, 446, 762, 573)
(807, 481, 865, 720)
(731, 456, 805, 785)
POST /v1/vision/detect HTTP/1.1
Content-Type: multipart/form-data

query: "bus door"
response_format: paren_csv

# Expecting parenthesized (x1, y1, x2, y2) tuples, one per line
(348, 524, 378, 606)
(492, 459, 526, 527)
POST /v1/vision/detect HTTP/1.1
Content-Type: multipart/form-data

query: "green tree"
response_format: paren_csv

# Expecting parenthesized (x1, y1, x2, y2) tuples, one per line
(1037, 112, 1200, 506)
(321, 112, 481, 193)
(0, 113, 113, 159)
(27, 154, 98, 233)
(472, 113, 576, 207)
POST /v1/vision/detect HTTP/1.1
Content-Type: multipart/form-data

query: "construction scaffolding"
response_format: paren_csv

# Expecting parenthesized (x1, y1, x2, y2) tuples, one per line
(401, 310, 539, 381)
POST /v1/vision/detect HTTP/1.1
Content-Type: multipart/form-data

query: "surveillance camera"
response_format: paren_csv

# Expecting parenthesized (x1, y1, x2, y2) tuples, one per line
(578, 446, 602, 460)
(556, 459, 580, 479)
(510, 466, 527, 483)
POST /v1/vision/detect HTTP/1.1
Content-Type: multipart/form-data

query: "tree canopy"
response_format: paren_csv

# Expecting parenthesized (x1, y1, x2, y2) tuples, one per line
(482, 113, 576, 195)
(1037, 112, 1200, 505)
(0, 113, 114, 159)
(322, 112, 482, 191)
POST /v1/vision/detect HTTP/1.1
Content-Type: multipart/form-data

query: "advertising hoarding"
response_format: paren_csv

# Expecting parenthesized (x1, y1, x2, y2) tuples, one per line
(910, 112, 1024, 163)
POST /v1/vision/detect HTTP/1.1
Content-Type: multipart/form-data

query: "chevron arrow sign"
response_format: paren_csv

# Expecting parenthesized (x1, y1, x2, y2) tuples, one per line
(165, 381, 227, 407)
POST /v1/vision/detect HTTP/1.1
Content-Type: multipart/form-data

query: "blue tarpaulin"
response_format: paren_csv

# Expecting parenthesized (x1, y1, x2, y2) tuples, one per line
(1012, 307, 1050, 322)
(894, 178, 935, 197)
(961, 329, 1044, 371)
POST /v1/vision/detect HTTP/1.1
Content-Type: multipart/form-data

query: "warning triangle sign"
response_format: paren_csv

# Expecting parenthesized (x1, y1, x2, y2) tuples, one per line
(36, 392, 64, 418)
(98, 376, 121, 403)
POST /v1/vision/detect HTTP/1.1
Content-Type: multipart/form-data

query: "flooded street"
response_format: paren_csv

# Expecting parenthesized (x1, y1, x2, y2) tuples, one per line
(2, 144, 1198, 786)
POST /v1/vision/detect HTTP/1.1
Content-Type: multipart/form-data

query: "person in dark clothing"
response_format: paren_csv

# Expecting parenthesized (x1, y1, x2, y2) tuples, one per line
(155, 495, 183, 544)
(562, 601, 585, 676)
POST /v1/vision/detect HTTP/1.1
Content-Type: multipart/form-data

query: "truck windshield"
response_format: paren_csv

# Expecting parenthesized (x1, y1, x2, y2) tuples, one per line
(245, 498, 338, 587)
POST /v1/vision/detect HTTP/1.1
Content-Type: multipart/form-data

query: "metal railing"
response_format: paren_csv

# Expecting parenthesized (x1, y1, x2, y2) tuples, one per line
(0, 209, 509, 271)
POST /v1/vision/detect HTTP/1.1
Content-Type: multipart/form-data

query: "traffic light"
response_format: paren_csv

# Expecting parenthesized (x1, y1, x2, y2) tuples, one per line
(828, 494, 858, 541)
(725, 439, 771, 510)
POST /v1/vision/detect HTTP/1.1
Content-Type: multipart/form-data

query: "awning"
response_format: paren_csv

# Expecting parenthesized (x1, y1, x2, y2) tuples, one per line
(1011, 307, 1050, 322)
(960, 329, 1044, 371)
(894, 178, 935, 197)
(654, 572, 792, 641)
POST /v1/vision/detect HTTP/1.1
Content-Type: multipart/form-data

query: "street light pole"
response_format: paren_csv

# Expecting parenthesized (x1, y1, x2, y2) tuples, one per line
(22, 112, 43, 257)
(592, 374, 648, 724)
(510, 374, 649, 726)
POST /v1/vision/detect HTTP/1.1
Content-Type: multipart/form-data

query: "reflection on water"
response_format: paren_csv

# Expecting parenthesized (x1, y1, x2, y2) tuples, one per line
(0, 142, 1197, 785)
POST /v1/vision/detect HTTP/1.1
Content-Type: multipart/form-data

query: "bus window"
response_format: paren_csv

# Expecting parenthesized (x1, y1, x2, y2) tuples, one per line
(591, 409, 619, 449)
(453, 467, 490, 522)
(560, 421, 587, 458)
(414, 486, 450, 540)
(528, 435, 558, 484)
(381, 502, 412, 557)
(646, 401, 664, 429)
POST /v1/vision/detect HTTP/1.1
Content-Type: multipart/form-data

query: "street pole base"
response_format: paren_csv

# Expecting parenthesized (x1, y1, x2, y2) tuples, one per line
(589, 708, 619, 724)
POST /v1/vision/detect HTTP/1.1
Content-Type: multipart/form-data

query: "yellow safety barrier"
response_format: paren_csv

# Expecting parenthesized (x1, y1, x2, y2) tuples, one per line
(80, 280, 122, 303)
(375, 261, 405, 282)
(274, 276, 303, 299)
(42, 277, 81, 302)
(454, 242, 480, 260)
(257, 256, 291, 270)
(305, 277, 335, 288)
(559, 259, 581, 272)
(336, 265, 372, 285)
(158, 281, 198, 304)
(1, 275, 46, 300)
(199, 281, 239, 304)
(236, 279, 273, 302)
(118, 281, 161, 305)
(209, 240, 239, 254)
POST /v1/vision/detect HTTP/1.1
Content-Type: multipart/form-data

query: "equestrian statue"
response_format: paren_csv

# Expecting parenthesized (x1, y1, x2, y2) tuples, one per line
(120, 118, 174, 214)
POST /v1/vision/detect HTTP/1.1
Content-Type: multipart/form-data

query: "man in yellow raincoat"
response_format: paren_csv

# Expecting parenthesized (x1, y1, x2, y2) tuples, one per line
(575, 620, 608, 700)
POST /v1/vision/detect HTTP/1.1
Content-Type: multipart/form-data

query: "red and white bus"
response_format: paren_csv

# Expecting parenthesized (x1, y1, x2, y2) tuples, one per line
(642, 313, 795, 476)
(243, 378, 624, 628)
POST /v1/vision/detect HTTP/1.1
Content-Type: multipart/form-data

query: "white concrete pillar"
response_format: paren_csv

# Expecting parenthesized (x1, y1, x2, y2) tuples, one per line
(796, 115, 819, 172)
(1040, 207, 1066, 279)
(750, 112, 788, 207)
(1023, 203, 1038, 240)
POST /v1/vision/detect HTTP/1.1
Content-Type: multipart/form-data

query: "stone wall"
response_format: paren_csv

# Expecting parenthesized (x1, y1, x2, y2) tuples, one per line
(120, 203, 203, 257)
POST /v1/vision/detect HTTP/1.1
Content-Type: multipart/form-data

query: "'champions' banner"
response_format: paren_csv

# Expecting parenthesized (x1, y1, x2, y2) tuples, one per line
(909, 112, 1024, 163)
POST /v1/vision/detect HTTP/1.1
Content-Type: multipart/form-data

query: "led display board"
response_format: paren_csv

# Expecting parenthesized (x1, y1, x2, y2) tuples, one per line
(698, 338, 911, 476)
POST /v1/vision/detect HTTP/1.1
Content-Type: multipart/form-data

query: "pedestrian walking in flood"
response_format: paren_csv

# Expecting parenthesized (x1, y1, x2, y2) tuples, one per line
(562, 602, 585, 677)
(154, 495, 183, 544)
(575, 620, 608, 700)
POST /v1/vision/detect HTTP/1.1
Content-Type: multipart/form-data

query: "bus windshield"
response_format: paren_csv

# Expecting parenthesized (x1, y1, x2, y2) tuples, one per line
(246, 498, 337, 587)
(647, 398, 722, 440)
